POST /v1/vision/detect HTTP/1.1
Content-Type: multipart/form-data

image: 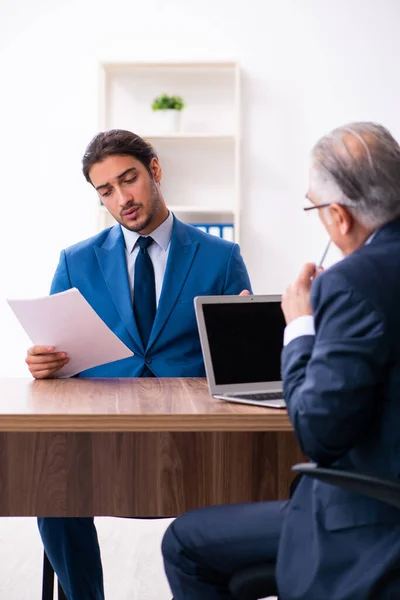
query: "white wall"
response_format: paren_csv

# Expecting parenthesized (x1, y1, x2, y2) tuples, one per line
(1, 0, 400, 376)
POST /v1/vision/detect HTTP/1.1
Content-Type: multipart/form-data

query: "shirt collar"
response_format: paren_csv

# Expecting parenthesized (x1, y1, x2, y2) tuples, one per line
(365, 230, 378, 245)
(121, 211, 173, 254)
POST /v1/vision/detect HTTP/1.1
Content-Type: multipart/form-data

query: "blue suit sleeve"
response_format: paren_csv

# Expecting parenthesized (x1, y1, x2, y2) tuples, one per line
(282, 270, 388, 465)
(50, 250, 72, 295)
(222, 244, 252, 295)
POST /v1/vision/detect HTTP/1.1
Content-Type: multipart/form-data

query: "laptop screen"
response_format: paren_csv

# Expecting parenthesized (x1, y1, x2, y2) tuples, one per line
(202, 301, 285, 385)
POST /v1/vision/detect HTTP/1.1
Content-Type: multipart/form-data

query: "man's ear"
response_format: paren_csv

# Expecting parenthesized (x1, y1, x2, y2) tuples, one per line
(330, 203, 353, 235)
(150, 157, 162, 183)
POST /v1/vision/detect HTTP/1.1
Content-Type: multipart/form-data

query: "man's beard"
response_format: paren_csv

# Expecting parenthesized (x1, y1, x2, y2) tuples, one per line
(123, 180, 160, 232)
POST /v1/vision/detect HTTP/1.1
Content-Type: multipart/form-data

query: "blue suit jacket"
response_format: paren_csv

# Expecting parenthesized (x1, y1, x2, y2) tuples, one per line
(51, 216, 251, 378)
(277, 219, 400, 600)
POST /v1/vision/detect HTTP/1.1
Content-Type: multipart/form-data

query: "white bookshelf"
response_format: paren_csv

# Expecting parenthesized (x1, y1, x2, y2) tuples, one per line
(98, 61, 241, 241)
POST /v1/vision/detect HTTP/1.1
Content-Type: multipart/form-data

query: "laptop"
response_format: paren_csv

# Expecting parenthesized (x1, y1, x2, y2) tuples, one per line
(194, 294, 286, 409)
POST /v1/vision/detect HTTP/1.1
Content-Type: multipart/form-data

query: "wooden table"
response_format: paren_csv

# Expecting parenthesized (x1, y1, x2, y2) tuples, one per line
(0, 378, 303, 517)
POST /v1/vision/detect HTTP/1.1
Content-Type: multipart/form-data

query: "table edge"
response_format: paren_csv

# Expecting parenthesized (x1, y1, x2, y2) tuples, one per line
(0, 413, 292, 432)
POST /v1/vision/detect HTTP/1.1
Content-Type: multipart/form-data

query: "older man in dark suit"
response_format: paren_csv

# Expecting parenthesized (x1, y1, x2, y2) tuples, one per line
(161, 122, 400, 600)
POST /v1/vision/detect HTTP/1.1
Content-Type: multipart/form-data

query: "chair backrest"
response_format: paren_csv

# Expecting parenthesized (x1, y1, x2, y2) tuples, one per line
(292, 463, 400, 510)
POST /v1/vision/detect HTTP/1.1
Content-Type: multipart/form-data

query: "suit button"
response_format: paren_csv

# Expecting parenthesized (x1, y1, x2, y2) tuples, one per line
(145, 356, 152, 365)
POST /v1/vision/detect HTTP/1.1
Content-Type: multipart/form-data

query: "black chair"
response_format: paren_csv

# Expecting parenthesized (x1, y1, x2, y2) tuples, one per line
(229, 463, 400, 599)
(42, 550, 67, 600)
(292, 462, 400, 509)
(228, 563, 278, 599)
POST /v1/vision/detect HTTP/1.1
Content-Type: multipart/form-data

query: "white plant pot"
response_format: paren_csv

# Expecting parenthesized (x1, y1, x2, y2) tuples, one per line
(154, 109, 182, 134)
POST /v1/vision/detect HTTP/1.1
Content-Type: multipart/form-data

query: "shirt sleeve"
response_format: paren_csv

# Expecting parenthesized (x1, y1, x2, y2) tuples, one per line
(284, 315, 315, 346)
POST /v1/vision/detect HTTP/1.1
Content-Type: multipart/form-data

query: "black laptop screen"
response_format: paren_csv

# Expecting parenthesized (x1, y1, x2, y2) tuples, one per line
(202, 301, 285, 386)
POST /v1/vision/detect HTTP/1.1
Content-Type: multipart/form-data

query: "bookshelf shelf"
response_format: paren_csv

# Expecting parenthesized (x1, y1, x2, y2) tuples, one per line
(168, 205, 234, 214)
(141, 133, 236, 140)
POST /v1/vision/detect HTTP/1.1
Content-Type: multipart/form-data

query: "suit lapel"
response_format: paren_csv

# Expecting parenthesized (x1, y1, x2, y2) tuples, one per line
(147, 218, 199, 351)
(94, 225, 144, 354)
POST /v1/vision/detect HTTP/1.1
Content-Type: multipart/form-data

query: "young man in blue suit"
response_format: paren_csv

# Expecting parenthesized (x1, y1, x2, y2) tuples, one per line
(25, 129, 251, 599)
(162, 122, 400, 600)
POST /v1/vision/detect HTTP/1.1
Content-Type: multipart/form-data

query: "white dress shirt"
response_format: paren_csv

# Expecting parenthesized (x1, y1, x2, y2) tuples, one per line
(121, 212, 174, 306)
(284, 231, 378, 346)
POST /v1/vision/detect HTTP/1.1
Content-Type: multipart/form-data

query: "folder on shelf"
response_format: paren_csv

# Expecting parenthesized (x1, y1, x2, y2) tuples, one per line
(192, 223, 234, 240)
(221, 226, 234, 241)
(208, 226, 221, 237)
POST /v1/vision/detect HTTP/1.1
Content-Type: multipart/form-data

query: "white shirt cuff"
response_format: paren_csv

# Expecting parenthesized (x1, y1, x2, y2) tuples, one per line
(284, 315, 315, 346)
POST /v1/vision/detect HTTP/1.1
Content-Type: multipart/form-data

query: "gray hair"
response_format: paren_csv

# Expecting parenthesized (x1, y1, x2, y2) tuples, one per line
(309, 122, 400, 229)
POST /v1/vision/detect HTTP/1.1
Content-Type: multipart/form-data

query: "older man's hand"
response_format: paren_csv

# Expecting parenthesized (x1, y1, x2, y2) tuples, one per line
(282, 263, 321, 324)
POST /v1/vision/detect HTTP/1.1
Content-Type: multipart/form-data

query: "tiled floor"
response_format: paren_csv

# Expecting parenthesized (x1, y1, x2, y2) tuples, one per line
(0, 517, 173, 599)
(0, 517, 277, 599)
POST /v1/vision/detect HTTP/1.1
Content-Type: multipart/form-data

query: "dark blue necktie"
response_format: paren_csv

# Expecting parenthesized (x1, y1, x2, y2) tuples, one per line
(133, 236, 156, 348)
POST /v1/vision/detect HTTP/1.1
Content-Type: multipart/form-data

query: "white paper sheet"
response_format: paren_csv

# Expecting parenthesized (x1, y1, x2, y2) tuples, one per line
(7, 288, 134, 377)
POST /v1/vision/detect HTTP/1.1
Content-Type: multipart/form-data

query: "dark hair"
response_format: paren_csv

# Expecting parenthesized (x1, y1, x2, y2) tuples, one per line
(82, 129, 158, 183)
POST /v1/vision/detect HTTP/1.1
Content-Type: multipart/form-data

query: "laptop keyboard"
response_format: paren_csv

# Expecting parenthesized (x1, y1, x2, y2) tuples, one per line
(235, 392, 283, 400)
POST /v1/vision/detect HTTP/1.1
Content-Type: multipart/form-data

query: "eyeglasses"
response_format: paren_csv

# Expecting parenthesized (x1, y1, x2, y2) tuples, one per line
(303, 203, 332, 212)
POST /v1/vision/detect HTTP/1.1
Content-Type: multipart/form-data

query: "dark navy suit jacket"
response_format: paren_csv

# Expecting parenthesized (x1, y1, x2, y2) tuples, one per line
(277, 219, 400, 600)
(50, 216, 251, 377)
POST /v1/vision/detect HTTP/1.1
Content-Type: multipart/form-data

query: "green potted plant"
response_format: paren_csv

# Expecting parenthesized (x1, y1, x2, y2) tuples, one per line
(152, 93, 185, 133)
